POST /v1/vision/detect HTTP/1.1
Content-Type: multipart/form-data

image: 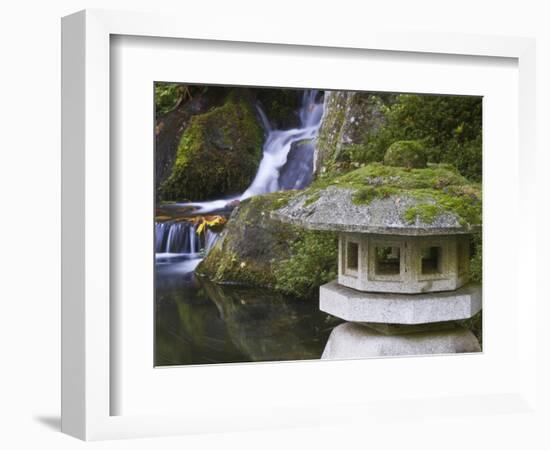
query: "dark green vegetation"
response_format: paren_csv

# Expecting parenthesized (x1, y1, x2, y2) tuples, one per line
(274, 230, 338, 299)
(155, 82, 188, 116)
(469, 232, 482, 283)
(256, 89, 303, 129)
(317, 92, 482, 181)
(383, 140, 427, 169)
(357, 94, 482, 181)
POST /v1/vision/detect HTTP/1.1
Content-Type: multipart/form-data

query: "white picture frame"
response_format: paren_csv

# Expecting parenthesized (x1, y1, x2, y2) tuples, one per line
(61, 9, 539, 441)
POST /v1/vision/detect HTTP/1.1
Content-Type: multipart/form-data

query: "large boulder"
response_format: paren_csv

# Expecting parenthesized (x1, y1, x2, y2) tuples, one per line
(196, 192, 299, 288)
(159, 94, 264, 201)
(315, 91, 387, 174)
(196, 191, 338, 299)
(154, 86, 226, 193)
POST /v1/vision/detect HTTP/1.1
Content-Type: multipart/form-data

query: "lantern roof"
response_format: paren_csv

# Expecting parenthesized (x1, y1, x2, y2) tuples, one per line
(272, 163, 481, 236)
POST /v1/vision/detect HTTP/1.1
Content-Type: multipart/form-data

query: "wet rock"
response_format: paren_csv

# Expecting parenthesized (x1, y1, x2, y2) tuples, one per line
(315, 91, 387, 174)
(278, 138, 314, 190)
(196, 192, 298, 288)
(160, 93, 264, 201)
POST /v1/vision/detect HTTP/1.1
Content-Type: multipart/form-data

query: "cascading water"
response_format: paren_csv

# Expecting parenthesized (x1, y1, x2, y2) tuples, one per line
(170, 90, 324, 215)
(155, 221, 219, 256)
(240, 90, 323, 200)
(155, 90, 324, 271)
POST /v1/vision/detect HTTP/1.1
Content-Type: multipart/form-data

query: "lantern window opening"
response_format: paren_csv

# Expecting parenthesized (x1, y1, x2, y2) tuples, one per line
(374, 246, 401, 276)
(346, 241, 359, 272)
(421, 246, 442, 275)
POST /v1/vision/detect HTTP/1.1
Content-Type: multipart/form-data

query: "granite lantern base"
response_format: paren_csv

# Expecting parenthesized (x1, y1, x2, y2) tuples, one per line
(320, 280, 482, 359)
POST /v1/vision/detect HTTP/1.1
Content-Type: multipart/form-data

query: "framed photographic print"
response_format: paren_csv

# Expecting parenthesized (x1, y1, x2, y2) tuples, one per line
(62, 9, 539, 441)
(153, 83, 483, 367)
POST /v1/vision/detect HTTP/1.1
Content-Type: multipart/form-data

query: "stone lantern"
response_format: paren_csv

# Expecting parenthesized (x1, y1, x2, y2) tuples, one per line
(273, 153, 482, 358)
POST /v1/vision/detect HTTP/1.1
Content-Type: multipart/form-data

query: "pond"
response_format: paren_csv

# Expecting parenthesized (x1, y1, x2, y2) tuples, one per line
(155, 256, 341, 366)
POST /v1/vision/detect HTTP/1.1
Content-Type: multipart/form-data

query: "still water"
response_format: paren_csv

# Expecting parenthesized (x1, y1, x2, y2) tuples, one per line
(155, 256, 340, 366)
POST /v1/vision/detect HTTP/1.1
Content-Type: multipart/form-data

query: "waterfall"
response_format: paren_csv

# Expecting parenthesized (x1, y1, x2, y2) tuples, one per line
(240, 90, 323, 200)
(169, 90, 324, 214)
(155, 221, 219, 256)
(156, 89, 324, 266)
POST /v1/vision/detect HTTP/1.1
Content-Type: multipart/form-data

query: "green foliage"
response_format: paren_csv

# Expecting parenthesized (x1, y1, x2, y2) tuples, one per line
(469, 232, 482, 283)
(384, 140, 427, 168)
(349, 94, 482, 181)
(155, 82, 185, 116)
(403, 204, 441, 224)
(159, 95, 263, 201)
(274, 231, 338, 299)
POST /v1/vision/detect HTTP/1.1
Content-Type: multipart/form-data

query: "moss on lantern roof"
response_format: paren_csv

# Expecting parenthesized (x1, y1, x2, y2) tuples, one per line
(272, 162, 481, 235)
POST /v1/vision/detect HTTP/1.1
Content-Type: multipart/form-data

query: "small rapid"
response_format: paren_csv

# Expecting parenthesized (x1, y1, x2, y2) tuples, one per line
(155, 221, 220, 256)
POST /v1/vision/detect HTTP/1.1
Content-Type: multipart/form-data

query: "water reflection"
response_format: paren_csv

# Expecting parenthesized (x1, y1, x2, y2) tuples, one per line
(155, 263, 340, 366)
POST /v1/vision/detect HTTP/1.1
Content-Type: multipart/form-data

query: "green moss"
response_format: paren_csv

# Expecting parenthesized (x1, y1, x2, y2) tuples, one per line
(352, 186, 399, 205)
(384, 140, 427, 168)
(155, 82, 184, 116)
(303, 192, 321, 207)
(404, 204, 441, 224)
(274, 230, 338, 299)
(159, 95, 263, 201)
(350, 94, 482, 181)
(469, 232, 482, 283)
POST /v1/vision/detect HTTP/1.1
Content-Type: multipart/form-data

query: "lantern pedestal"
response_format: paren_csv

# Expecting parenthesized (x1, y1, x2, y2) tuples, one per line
(322, 322, 481, 359)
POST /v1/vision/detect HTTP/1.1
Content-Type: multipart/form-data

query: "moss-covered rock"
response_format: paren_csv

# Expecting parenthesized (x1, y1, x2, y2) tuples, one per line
(384, 140, 427, 169)
(155, 87, 225, 195)
(353, 94, 483, 181)
(196, 191, 338, 299)
(160, 95, 264, 201)
(315, 91, 389, 175)
(196, 192, 298, 287)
